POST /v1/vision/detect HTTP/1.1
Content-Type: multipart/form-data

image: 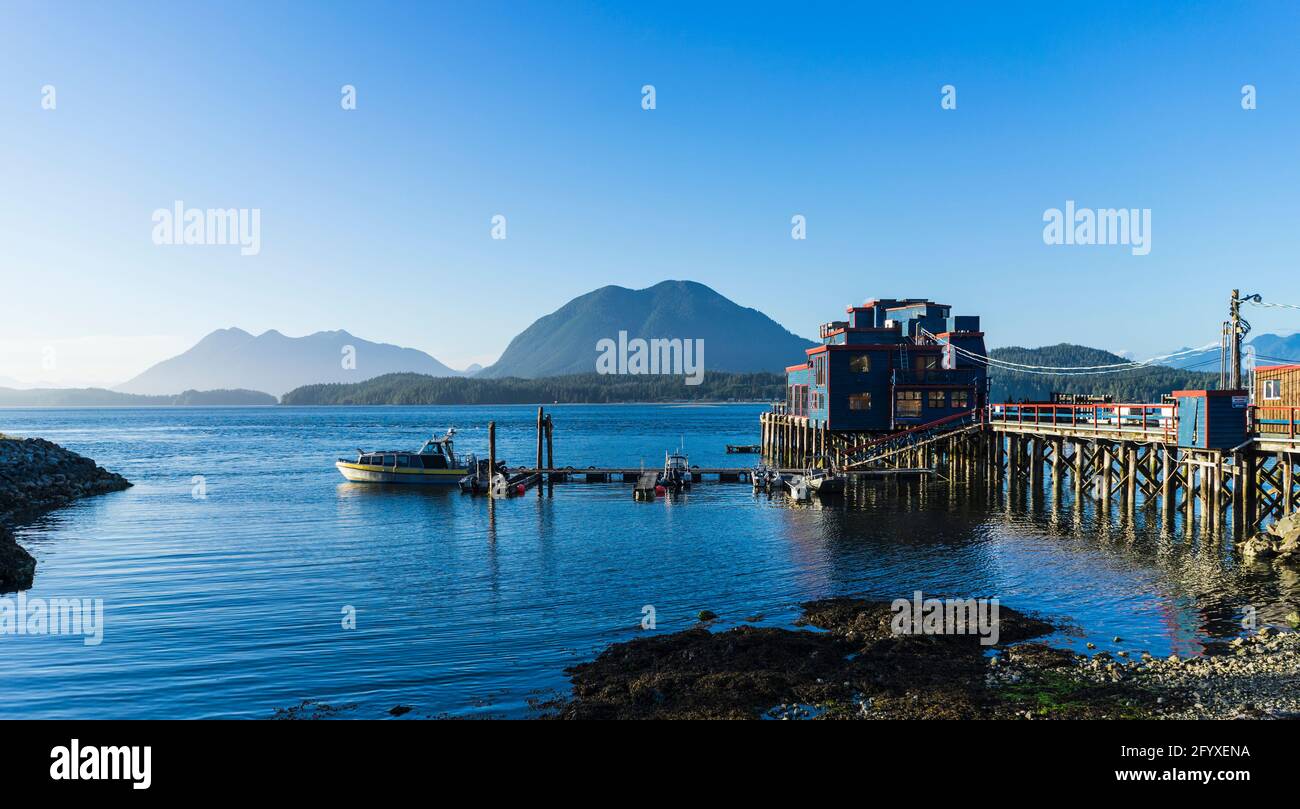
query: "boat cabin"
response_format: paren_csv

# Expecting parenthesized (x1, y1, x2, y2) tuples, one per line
(357, 451, 454, 469)
(357, 429, 464, 469)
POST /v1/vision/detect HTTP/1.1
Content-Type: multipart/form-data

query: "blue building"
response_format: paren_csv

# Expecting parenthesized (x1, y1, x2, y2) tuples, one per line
(784, 297, 987, 433)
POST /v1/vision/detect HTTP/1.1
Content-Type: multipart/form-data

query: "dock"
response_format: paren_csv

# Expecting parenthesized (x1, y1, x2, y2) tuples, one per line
(762, 398, 1300, 538)
(513, 467, 932, 483)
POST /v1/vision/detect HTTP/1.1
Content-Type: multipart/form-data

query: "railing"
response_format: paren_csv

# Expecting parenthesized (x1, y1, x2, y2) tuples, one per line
(986, 402, 1177, 442)
(1251, 405, 1300, 440)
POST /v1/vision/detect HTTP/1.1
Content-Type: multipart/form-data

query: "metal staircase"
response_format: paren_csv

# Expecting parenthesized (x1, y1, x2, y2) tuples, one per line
(841, 410, 982, 469)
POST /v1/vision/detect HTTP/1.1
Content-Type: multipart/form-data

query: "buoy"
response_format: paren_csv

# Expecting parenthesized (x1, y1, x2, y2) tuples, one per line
(654, 485, 666, 496)
(516, 484, 526, 495)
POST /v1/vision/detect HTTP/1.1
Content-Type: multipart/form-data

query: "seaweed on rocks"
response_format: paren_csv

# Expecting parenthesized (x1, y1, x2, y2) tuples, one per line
(553, 597, 1084, 720)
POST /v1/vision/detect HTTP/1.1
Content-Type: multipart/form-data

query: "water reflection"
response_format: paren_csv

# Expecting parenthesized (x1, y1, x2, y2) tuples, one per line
(0, 404, 1297, 719)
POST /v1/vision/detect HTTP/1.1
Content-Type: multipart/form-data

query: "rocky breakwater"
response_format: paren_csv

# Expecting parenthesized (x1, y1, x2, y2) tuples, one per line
(0, 434, 131, 592)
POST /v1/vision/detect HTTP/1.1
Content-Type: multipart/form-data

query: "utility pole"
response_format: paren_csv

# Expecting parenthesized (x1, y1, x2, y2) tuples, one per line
(1230, 288, 1242, 390)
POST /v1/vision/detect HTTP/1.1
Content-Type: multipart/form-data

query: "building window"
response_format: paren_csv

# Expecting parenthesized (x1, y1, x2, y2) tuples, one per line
(1264, 379, 1282, 400)
(849, 393, 872, 410)
(927, 391, 945, 408)
(915, 355, 939, 371)
(850, 354, 871, 373)
(896, 390, 922, 417)
(951, 390, 970, 409)
(813, 355, 826, 385)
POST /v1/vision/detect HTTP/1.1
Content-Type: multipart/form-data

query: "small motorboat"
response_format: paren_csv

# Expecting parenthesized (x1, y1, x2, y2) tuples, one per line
(658, 449, 693, 491)
(633, 471, 661, 501)
(804, 465, 846, 497)
(336, 429, 473, 485)
(726, 444, 761, 454)
(752, 464, 782, 493)
(786, 473, 811, 502)
(458, 457, 509, 494)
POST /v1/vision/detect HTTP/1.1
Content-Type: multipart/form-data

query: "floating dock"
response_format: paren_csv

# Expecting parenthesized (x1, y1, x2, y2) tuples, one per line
(515, 467, 932, 483)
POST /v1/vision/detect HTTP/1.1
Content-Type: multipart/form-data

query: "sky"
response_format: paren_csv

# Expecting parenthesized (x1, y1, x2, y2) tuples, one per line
(2, 1, 1299, 386)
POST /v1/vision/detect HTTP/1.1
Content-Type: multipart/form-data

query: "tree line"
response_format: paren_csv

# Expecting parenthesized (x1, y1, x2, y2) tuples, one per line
(281, 372, 787, 405)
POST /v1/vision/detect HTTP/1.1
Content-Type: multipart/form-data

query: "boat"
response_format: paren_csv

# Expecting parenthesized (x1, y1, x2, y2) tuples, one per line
(658, 449, 693, 491)
(785, 473, 811, 501)
(336, 429, 473, 484)
(752, 464, 782, 493)
(458, 457, 509, 494)
(726, 444, 761, 454)
(633, 471, 661, 501)
(804, 465, 845, 496)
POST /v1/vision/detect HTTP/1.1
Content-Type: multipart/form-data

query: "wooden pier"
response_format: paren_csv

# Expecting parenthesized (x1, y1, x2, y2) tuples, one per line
(483, 400, 1300, 535)
(475, 406, 932, 498)
(761, 401, 1300, 537)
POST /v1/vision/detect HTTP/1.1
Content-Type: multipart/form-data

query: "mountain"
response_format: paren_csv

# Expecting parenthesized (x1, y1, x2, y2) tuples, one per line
(478, 281, 816, 379)
(988, 344, 1218, 402)
(116, 328, 464, 397)
(1244, 332, 1300, 366)
(1158, 332, 1300, 371)
(0, 387, 276, 406)
(281, 371, 784, 405)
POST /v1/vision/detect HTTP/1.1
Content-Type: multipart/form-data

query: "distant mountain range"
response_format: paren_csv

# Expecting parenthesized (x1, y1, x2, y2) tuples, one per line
(0, 387, 276, 407)
(116, 328, 470, 398)
(77, 281, 1274, 403)
(477, 281, 817, 378)
(1158, 332, 1300, 371)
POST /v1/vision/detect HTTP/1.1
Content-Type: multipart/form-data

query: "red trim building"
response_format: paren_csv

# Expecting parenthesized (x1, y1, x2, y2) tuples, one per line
(784, 297, 987, 432)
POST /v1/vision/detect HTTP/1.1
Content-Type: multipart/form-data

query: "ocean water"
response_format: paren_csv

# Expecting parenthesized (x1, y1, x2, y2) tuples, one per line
(0, 404, 1295, 719)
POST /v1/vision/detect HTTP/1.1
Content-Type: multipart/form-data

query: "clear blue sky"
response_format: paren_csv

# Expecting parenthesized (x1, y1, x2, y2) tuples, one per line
(2, 1, 1299, 385)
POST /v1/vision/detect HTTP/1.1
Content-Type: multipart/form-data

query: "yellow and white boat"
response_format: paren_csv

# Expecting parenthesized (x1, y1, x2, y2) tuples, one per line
(335, 429, 473, 485)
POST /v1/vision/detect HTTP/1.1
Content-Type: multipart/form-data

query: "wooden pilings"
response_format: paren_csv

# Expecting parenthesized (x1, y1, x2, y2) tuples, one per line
(545, 415, 554, 470)
(488, 420, 497, 498)
(759, 411, 1299, 538)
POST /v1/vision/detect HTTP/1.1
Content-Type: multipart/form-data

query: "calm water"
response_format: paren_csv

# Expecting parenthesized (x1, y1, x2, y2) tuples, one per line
(1, 404, 1296, 719)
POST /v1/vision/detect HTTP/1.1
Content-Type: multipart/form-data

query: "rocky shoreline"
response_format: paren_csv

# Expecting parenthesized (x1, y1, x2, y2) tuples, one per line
(0, 434, 131, 592)
(549, 597, 1300, 720)
(1240, 511, 1300, 565)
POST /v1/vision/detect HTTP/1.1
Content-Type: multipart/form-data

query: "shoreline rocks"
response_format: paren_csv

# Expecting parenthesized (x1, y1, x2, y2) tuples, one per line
(0, 434, 131, 592)
(989, 628, 1300, 720)
(0, 526, 36, 593)
(549, 597, 1300, 720)
(1241, 511, 1300, 564)
(550, 598, 1095, 720)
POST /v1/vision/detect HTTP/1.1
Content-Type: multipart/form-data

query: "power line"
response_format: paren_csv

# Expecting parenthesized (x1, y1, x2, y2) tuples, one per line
(924, 330, 1222, 375)
(1248, 300, 1300, 311)
(921, 328, 1217, 370)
